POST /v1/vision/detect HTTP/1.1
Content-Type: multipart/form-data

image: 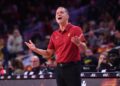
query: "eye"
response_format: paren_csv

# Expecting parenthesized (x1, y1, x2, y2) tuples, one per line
(60, 11, 64, 14)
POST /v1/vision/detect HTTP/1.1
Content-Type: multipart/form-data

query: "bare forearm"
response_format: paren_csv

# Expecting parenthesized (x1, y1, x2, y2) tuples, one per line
(32, 48, 53, 59)
(25, 40, 53, 59)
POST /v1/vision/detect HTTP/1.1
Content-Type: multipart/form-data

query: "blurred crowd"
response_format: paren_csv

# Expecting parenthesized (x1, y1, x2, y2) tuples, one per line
(0, 0, 120, 75)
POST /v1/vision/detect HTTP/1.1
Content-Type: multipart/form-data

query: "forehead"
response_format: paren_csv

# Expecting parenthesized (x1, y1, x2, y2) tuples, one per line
(31, 56, 39, 60)
(14, 29, 19, 33)
(56, 7, 67, 13)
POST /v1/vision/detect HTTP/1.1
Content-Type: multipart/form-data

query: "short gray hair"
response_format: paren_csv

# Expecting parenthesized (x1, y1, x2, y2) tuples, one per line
(57, 6, 69, 15)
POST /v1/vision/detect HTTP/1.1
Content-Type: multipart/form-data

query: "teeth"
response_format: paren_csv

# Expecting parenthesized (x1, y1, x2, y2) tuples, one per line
(58, 17, 62, 20)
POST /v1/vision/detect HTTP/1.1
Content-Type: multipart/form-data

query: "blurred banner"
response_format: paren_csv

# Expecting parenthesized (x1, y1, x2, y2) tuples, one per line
(0, 78, 120, 86)
(0, 72, 120, 86)
(81, 78, 120, 86)
(0, 79, 56, 86)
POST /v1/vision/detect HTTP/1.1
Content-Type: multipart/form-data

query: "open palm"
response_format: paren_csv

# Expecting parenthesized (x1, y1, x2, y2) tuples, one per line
(71, 36, 81, 47)
(25, 40, 36, 51)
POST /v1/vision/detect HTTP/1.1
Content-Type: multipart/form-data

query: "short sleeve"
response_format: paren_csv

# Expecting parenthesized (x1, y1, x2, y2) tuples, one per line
(47, 35, 55, 50)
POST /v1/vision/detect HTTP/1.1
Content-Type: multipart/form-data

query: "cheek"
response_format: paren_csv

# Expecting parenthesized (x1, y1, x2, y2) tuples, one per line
(55, 16, 57, 20)
(65, 14, 69, 19)
(65, 17, 69, 21)
(55, 16, 57, 19)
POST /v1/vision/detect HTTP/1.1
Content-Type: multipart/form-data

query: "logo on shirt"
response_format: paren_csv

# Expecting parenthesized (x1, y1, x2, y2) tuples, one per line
(55, 36, 58, 39)
(68, 33, 71, 37)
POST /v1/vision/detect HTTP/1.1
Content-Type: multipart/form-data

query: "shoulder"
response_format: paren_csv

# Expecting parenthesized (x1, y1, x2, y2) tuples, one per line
(49, 30, 59, 39)
(70, 25, 83, 32)
(52, 30, 59, 36)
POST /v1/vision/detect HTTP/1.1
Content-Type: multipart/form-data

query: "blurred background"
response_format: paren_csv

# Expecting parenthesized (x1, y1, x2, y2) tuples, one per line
(0, 0, 120, 76)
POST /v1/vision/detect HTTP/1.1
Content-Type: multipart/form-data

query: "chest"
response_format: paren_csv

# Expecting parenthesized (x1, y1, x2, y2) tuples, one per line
(53, 32, 73, 47)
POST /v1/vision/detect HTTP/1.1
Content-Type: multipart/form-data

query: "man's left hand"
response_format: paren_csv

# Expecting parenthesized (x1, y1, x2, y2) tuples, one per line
(71, 36, 82, 47)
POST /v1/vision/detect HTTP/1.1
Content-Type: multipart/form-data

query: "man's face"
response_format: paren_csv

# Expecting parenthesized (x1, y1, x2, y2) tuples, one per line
(13, 29, 20, 37)
(31, 57, 40, 68)
(55, 7, 69, 24)
(115, 31, 120, 38)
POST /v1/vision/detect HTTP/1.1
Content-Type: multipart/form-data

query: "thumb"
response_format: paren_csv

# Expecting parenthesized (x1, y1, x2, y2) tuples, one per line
(79, 34, 83, 40)
(25, 42, 29, 46)
(29, 40, 34, 44)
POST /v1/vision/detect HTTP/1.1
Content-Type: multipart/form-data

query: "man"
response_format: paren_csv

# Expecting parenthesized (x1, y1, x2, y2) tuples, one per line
(30, 55, 41, 74)
(25, 7, 86, 86)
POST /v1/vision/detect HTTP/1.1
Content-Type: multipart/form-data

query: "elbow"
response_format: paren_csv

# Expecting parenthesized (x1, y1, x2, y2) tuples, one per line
(43, 51, 52, 59)
(43, 55, 51, 60)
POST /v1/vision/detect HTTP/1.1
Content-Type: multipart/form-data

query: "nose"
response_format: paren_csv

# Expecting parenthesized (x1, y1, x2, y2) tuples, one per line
(57, 13, 61, 17)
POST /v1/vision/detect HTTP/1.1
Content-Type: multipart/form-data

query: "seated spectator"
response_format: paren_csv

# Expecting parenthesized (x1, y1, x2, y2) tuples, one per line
(87, 30, 98, 52)
(0, 37, 9, 68)
(81, 49, 98, 72)
(28, 55, 42, 75)
(27, 55, 53, 75)
(11, 59, 24, 75)
(45, 57, 56, 73)
(22, 49, 34, 70)
(97, 52, 113, 72)
(5, 60, 14, 75)
(0, 61, 6, 75)
(45, 58, 56, 68)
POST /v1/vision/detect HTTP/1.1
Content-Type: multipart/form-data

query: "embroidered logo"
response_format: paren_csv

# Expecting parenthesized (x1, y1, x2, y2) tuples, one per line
(55, 36, 58, 39)
(68, 33, 71, 37)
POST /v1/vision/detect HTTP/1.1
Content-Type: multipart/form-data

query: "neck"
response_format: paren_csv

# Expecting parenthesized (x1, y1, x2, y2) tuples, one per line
(59, 21, 68, 31)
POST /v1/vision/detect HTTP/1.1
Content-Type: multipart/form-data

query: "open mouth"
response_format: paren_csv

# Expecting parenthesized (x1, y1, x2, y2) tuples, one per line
(58, 17, 62, 20)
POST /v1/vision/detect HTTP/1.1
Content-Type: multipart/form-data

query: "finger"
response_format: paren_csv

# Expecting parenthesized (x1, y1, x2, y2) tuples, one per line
(25, 42, 28, 45)
(79, 34, 83, 38)
(29, 40, 33, 44)
(25, 42, 29, 46)
(78, 34, 83, 40)
(74, 36, 80, 42)
(71, 37, 78, 44)
(74, 36, 81, 42)
(71, 37, 75, 43)
(71, 37, 74, 42)
(74, 36, 80, 41)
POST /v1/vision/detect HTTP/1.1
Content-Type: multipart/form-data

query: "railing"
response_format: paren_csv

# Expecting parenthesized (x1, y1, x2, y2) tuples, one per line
(0, 72, 120, 86)
(0, 72, 120, 80)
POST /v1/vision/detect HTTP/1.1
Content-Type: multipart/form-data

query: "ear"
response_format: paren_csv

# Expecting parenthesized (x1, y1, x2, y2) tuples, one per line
(67, 14, 69, 19)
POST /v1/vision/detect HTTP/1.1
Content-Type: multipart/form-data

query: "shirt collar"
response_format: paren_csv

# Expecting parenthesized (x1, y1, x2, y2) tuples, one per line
(58, 23, 72, 33)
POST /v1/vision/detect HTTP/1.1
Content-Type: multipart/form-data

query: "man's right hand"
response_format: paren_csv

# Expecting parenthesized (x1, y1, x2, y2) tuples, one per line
(25, 40, 54, 59)
(25, 40, 36, 51)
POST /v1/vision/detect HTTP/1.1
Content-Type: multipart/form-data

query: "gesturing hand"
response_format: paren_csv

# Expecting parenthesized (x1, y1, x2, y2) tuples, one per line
(25, 40, 36, 51)
(71, 35, 82, 47)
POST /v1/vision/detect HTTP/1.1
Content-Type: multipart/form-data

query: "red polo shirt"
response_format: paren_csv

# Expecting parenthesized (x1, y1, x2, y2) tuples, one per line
(48, 23, 85, 63)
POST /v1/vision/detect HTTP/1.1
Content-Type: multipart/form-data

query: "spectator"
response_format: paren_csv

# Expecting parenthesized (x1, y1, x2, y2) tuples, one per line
(97, 52, 113, 72)
(22, 49, 34, 70)
(87, 30, 98, 52)
(81, 49, 98, 72)
(0, 61, 6, 75)
(29, 55, 42, 75)
(0, 36, 9, 68)
(5, 60, 14, 75)
(7, 28, 23, 59)
(11, 59, 24, 75)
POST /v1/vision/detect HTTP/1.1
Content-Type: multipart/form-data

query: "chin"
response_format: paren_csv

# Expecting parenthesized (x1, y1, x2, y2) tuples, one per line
(57, 21, 64, 24)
